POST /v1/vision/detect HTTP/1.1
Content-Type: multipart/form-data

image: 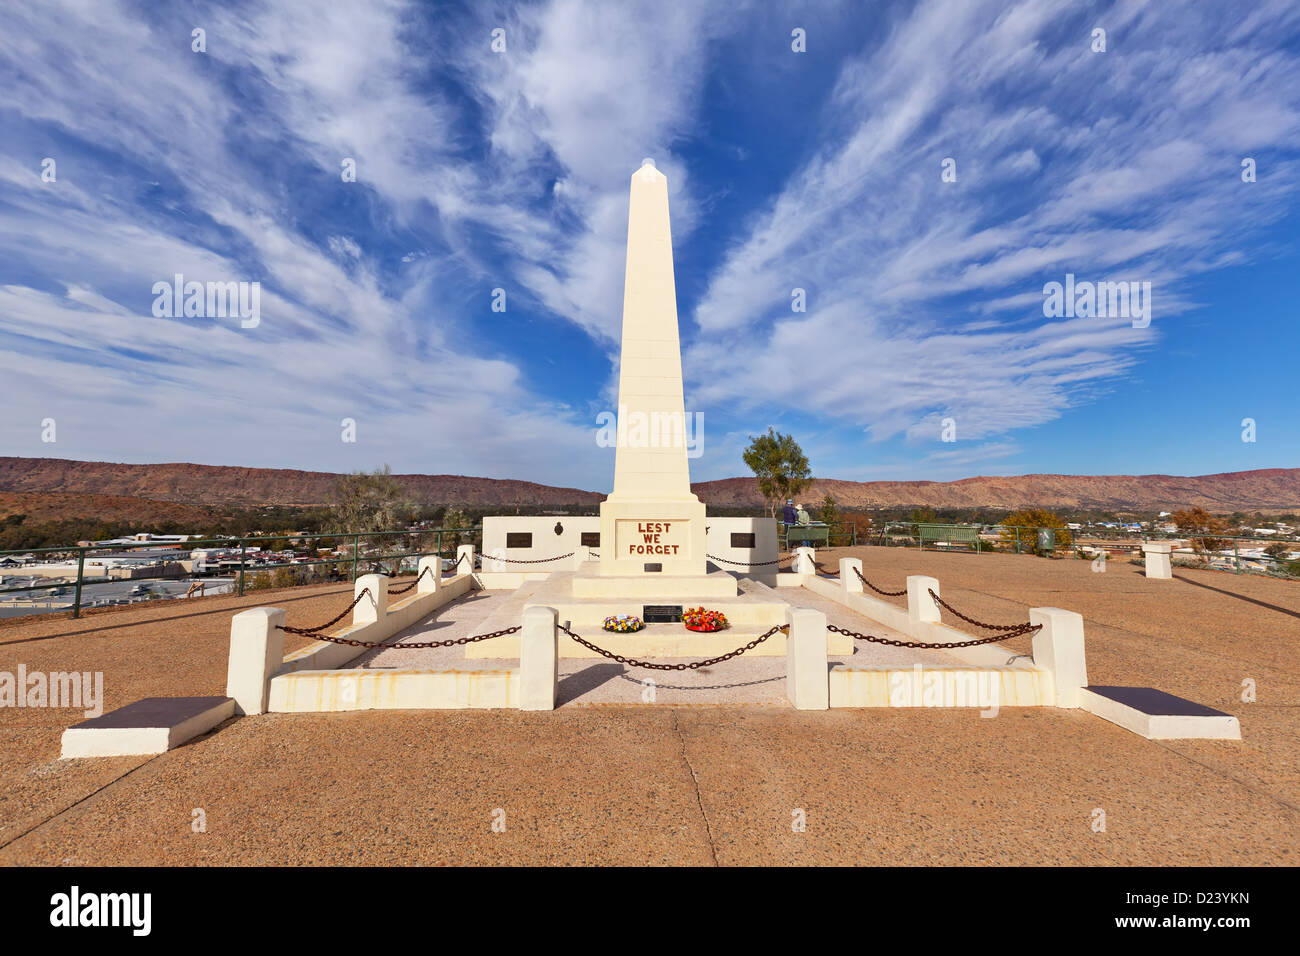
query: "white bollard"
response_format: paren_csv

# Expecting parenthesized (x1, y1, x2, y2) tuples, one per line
(1029, 607, 1088, 707)
(353, 573, 387, 626)
(906, 575, 942, 630)
(1142, 542, 1173, 579)
(520, 605, 559, 711)
(841, 557, 863, 595)
(457, 544, 476, 577)
(417, 554, 442, 594)
(573, 544, 590, 570)
(785, 606, 829, 710)
(226, 607, 285, 715)
(793, 546, 816, 576)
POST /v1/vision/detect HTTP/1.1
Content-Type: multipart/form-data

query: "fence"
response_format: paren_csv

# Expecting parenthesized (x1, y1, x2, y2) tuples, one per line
(867, 522, 1300, 576)
(778, 521, 859, 550)
(0, 527, 481, 620)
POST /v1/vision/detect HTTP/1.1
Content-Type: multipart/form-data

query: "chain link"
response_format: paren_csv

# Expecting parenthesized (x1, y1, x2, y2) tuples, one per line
(706, 553, 794, 568)
(278, 588, 373, 636)
(556, 622, 788, 670)
(387, 565, 436, 595)
(274, 578, 520, 647)
(927, 588, 1035, 633)
(826, 621, 1038, 649)
(281, 614, 521, 649)
(854, 566, 907, 597)
(482, 552, 576, 565)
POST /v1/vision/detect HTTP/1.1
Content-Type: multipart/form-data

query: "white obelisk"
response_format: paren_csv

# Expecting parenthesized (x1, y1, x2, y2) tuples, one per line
(596, 159, 706, 578)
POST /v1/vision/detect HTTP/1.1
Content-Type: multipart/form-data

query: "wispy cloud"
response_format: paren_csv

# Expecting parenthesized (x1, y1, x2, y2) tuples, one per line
(687, 0, 1300, 450)
(0, 0, 1297, 490)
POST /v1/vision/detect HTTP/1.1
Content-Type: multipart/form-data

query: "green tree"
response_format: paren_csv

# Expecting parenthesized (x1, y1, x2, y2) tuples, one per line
(742, 428, 812, 518)
(331, 465, 410, 534)
(999, 507, 1073, 553)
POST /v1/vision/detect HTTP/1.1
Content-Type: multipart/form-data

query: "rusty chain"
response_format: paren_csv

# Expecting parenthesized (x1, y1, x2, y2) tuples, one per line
(927, 588, 1037, 635)
(826, 622, 1038, 649)
(387, 564, 436, 595)
(275, 575, 522, 648)
(482, 551, 575, 565)
(854, 566, 907, 597)
(706, 553, 794, 568)
(281, 622, 521, 649)
(556, 622, 788, 670)
(278, 588, 373, 636)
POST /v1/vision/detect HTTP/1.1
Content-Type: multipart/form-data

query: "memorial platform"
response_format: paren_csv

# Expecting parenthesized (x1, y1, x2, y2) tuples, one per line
(571, 562, 738, 599)
(461, 567, 853, 657)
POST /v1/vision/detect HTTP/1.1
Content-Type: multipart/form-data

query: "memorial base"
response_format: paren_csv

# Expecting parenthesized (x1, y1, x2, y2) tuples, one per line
(572, 563, 738, 599)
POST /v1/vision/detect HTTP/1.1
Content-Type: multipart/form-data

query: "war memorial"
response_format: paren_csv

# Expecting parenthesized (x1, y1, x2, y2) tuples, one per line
(57, 162, 1241, 755)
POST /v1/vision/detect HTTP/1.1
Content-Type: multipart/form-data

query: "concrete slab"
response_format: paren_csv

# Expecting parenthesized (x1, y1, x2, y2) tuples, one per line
(1081, 685, 1242, 740)
(61, 696, 235, 759)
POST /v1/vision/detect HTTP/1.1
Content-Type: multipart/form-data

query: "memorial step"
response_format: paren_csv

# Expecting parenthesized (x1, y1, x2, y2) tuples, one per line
(1080, 685, 1241, 740)
(61, 696, 235, 758)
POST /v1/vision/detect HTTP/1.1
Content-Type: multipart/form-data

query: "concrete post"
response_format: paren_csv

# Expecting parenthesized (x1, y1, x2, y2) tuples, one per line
(353, 573, 387, 626)
(417, 554, 442, 594)
(793, 546, 816, 576)
(1142, 542, 1173, 579)
(907, 575, 942, 630)
(573, 545, 590, 570)
(457, 544, 476, 577)
(785, 606, 829, 710)
(1029, 607, 1088, 708)
(226, 607, 285, 715)
(520, 605, 559, 711)
(841, 557, 863, 595)
(418, 554, 444, 590)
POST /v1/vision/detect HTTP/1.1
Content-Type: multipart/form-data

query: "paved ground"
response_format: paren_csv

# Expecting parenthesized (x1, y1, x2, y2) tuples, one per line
(0, 549, 1296, 865)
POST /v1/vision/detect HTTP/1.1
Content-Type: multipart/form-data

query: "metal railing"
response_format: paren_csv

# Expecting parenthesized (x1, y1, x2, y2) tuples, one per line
(777, 521, 859, 550)
(0, 527, 481, 620)
(865, 522, 1300, 576)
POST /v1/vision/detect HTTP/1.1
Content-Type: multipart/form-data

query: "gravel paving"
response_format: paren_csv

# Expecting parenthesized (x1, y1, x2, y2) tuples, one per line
(0, 549, 1295, 865)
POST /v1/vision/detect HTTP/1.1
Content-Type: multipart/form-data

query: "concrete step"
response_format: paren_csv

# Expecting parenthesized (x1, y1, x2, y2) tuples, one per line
(61, 696, 235, 758)
(1080, 686, 1241, 740)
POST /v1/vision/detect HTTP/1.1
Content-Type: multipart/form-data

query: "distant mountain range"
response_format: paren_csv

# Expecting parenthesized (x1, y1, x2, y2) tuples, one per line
(694, 471, 1300, 513)
(0, 457, 1296, 519)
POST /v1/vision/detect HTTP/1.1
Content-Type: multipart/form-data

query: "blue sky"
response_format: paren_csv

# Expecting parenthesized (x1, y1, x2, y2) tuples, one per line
(0, 0, 1297, 492)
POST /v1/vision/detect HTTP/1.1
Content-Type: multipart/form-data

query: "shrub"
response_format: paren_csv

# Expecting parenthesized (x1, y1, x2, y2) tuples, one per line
(999, 509, 1073, 553)
(245, 571, 274, 591)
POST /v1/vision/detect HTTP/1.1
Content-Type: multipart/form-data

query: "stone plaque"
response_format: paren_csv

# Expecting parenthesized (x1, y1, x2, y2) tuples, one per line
(643, 605, 682, 623)
(616, 519, 691, 560)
